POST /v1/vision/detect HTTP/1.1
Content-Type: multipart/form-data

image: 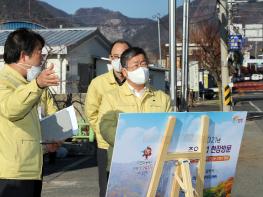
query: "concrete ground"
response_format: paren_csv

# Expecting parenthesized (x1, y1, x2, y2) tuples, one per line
(42, 143, 99, 197)
(42, 99, 263, 197)
(231, 119, 263, 197)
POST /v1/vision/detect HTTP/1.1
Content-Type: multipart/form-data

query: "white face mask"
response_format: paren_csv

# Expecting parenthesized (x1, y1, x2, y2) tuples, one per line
(127, 67, 149, 85)
(107, 63, 113, 71)
(27, 65, 42, 81)
(111, 58, 122, 72)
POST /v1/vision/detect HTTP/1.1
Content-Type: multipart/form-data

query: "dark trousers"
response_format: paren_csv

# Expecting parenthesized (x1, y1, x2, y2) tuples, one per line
(48, 151, 56, 164)
(97, 148, 108, 197)
(0, 179, 42, 197)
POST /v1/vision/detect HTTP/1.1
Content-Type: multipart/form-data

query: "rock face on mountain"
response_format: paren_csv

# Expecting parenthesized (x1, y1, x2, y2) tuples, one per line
(74, 7, 155, 42)
(1, 0, 262, 60)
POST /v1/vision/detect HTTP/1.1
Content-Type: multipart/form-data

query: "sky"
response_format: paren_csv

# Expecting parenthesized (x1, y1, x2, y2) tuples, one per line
(40, 0, 183, 19)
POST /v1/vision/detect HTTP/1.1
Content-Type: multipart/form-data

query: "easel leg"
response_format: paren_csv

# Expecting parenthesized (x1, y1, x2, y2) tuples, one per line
(171, 160, 195, 197)
(181, 160, 194, 197)
(195, 159, 205, 197)
(170, 162, 181, 197)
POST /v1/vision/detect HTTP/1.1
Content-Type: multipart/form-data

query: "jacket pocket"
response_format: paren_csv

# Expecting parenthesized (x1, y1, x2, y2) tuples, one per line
(150, 104, 162, 112)
(17, 139, 41, 173)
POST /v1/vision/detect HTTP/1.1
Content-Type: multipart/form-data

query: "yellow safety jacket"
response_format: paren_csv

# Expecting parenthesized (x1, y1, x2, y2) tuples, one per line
(98, 81, 172, 170)
(0, 65, 57, 180)
(85, 70, 120, 149)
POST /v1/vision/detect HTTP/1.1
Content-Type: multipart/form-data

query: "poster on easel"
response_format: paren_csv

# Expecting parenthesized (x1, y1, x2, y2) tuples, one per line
(106, 112, 247, 197)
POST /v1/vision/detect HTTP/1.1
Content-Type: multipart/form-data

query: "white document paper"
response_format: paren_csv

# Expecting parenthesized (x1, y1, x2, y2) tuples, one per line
(40, 105, 78, 143)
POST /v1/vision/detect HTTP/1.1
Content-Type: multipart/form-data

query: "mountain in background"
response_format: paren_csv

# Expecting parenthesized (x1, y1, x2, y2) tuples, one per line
(1, 0, 262, 61)
(74, 7, 155, 43)
(0, 0, 81, 27)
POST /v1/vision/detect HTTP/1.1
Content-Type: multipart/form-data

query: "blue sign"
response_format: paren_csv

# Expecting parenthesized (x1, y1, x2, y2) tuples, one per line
(228, 34, 243, 51)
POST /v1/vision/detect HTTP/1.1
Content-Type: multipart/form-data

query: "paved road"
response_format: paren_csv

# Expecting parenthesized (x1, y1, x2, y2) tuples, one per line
(233, 92, 263, 112)
(231, 93, 263, 196)
(42, 144, 99, 197)
(231, 119, 263, 197)
(42, 99, 263, 197)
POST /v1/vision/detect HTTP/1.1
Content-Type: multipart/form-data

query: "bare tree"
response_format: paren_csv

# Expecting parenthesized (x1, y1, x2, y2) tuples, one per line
(190, 21, 224, 109)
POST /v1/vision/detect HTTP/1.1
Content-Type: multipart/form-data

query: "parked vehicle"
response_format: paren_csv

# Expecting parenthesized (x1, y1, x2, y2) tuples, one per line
(199, 88, 215, 100)
(251, 74, 263, 81)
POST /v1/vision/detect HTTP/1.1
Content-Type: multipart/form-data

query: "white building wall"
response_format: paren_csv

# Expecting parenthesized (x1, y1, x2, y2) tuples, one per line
(46, 57, 68, 94)
(245, 24, 263, 42)
(67, 37, 109, 93)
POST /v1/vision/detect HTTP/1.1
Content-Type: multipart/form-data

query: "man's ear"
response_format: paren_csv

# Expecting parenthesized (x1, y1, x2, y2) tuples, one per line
(121, 67, 128, 78)
(20, 51, 28, 62)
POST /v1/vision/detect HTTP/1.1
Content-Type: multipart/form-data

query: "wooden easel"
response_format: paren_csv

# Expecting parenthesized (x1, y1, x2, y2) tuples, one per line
(147, 115, 209, 197)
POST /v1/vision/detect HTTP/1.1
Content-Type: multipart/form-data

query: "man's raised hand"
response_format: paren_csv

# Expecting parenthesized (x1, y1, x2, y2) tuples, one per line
(36, 63, 59, 88)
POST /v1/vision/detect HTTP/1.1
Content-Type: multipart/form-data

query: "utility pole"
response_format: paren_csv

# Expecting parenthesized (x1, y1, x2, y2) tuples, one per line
(153, 14, 162, 67)
(169, 0, 177, 111)
(219, 0, 231, 111)
(181, 0, 190, 111)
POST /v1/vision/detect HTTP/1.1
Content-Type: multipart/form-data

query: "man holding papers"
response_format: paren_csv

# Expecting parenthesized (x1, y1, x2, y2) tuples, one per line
(0, 28, 60, 197)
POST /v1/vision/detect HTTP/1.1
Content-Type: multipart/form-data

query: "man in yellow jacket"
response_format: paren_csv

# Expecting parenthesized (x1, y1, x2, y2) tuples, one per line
(85, 40, 130, 197)
(98, 47, 172, 171)
(0, 28, 59, 197)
